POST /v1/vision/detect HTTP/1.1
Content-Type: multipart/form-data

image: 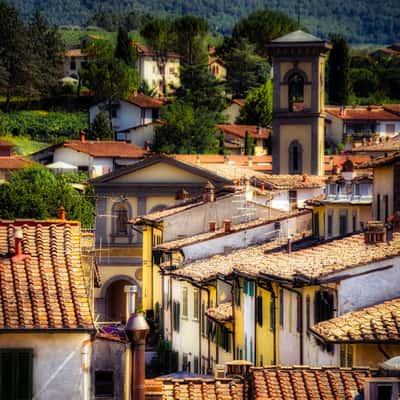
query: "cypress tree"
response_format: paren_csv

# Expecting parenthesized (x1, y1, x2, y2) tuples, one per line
(115, 26, 136, 65)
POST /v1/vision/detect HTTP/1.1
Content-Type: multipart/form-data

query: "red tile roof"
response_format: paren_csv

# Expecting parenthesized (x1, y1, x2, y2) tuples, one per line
(127, 93, 165, 109)
(217, 125, 270, 139)
(0, 140, 14, 148)
(0, 220, 94, 330)
(206, 302, 233, 323)
(134, 42, 181, 59)
(311, 298, 400, 344)
(252, 366, 373, 400)
(262, 174, 326, 190)
(0, 155, 37, 170)
(155, 377, 245, 399)
(326, 106, 400, 121)
(359, 151, 400, 168)
(65, 48, 84, 57)
(231, 99, 245, 107)
(384, 104, 400, 115)
(62, 140, 147, 158)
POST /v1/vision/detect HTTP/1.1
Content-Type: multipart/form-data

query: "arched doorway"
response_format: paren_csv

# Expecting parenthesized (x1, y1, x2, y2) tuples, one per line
(102, 276, 141, 323)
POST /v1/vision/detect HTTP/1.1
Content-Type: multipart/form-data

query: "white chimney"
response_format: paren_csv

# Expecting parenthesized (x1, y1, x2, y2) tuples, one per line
(124, 285, 138, 321)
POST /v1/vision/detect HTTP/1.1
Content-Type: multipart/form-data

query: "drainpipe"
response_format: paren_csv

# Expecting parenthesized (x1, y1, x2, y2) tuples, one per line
(257, 280, 277, 365)
(80, 337, 93, 400)
(281, 285, 303, 365)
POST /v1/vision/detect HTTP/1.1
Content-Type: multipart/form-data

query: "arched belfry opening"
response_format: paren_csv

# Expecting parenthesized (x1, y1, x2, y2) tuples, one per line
(288, 72, 305, 112)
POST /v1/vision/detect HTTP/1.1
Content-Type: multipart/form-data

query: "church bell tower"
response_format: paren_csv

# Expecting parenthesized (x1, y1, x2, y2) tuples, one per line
(267, 31, 331, 176)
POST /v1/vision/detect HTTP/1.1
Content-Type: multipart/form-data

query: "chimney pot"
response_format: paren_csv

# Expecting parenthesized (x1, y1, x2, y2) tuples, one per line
(58, 206, 66, 221)
(364, 221, 386, 244)
(223, 220, 232, 233)
(14, 227, 23, 256)
(260, 181, 265, 191)
(209, 221, 217, 232)
(80, 131, 86, 143)
(203, 181, 215, 202)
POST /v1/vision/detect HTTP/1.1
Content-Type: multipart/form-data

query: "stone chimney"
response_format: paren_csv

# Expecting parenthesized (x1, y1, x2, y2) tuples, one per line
(223, 220, 232, 233)
(14, 227, 23, 257)
(203, 181, 215, 202)
(342, 158, 355, 181)
(209, 221, 217, 232)
(58, 206, 66, 221)
(364, 221, 386, 244)
(80, 131, 86, 143)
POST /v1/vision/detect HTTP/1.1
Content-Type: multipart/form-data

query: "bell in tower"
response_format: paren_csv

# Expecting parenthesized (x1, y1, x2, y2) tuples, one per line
(267, 30, 331, 176)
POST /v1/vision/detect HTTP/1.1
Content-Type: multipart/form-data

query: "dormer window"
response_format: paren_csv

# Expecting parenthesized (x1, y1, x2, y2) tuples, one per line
(288, 140, 303, 174)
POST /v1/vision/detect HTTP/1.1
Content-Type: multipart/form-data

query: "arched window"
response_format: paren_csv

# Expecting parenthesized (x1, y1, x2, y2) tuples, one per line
(288, 140, 303, 174)
(288, 72, 305, 112)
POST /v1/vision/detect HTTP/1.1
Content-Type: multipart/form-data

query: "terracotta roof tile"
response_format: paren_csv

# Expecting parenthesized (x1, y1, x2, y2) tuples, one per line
(261, 174, 326, 190)
(171, 233, 400, 283)
(218, 124, 271, 139)
(352, 138, 400, 153)
(252, 366, 373, 400)
(156, 378, 244, 399)
(0, 220, 94, 330)
(63, 140, 147, 158)
(0, 156, 37, 170)
(134, 42, 181, 59)
(359, 151, 400, 168)
(384, 104, 400, 115)
(206, 302, 232, 323)
(311, 298, 400, 343)
(127, 93, 165, 109)
(326, 106, 400, 121)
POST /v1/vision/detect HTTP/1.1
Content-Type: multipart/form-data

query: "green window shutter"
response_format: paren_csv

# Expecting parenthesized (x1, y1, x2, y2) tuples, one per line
(279, 288, 284, 327)
(269, 297, 275, 332)
(243, 279, 248, 295)
(257, 296, 263, 326)
(249, 281, 254, 297)
(177, 302, 181, 332)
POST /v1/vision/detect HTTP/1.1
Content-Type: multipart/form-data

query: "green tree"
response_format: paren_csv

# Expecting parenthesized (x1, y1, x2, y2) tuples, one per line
(80, 57, 139, 122)
(90, 111, 113, 140)
(327, 34, 351, 105)
(231, 10, 300, 56)
(222, 39, 270, 98)
(115, 26, 136, 65)
(28, 11, 65, 96)
(237, 80, 273, 128)
(152, 102, 219, 154)
(0, 2, 32, 111)
(0, 167, 94, 227)
(244, 130, 255, 156)
(141, 18, 174, 96)
(172, 15, 208, 65)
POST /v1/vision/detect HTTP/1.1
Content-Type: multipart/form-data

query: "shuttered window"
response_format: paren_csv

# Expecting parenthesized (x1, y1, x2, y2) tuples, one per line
(269, 296, 276, 331)
(0, 349, 33, 400)
(182, 287, 188, 318)
(256, 295, 263, 326)
(173, 301, 180, 332)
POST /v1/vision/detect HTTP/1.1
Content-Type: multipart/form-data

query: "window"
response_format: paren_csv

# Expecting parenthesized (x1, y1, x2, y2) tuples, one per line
(244, 279, 254, 297)
(288, 141, 303, 174)
(384, 195, 389, 222)
(182, 353, 189, 372)
(386, 123, 395, 134)
(352, 211, 357, 232)
(194, 356, 199, 374)
(116, 205, 128, 235)
(313, 212, 320, 237)
(182, 287, 188, 318)
(95, 370, 114, 397)
(339, 210, 348, 236)
(0, 349, 33, 400)
(152, 108, 159, 121)
(288, 72, 305, 112)
(218, 326, 231, 352)
(201, 302, 206, 336)
(173, 301, 180, 331)
(314, 290, 334, 324)
(279, 288, 284, 328)
(70, 58, 76, 70)
(327, 211, 333, 237)
(296, 295, 302, 333)
(111, 108, 117, 118)
(269, 296, 276, 331)
(256, 295, 263, 326)
(377, 194, 381, 220)
(193, 289, 199, 320)
(234, 281, 241, 307)
(306, 295, 311, 334)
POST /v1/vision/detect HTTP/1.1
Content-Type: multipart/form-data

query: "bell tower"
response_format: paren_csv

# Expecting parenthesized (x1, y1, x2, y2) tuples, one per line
(267, 31, 331, 176)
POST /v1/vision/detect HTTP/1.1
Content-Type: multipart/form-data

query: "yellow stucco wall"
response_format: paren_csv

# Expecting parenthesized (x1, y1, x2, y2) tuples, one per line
(353, 344, 400, 367)
(255, 286, 277, 366)
(279, 124, 312, 174)
(146, 196, 176, 213)
(374, 166, 394, 220)
(234, 278, 244, 353)
(111, 162, 210, 184)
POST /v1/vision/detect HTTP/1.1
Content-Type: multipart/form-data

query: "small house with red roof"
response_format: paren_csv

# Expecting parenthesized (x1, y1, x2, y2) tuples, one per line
(325, 105, 400, 146)
(31, 132, 147, 178)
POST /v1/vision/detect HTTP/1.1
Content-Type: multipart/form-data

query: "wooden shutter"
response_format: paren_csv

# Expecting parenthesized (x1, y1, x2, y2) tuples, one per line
(256, 296, 263, 326)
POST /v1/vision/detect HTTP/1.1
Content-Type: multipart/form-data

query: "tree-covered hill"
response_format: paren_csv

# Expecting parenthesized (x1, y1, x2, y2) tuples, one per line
(6, 0, 400, 44)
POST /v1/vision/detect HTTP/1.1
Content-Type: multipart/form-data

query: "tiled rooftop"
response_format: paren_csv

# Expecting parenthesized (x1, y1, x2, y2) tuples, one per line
(154, 208, 291, 251)
(311, 298, 400, 344)
(0, 220, 94, 330)
(252, 366, 373, 400)
(206, 302, 233, 323)
(326, 106, 400, 121)
(0, 155, 37, 170)
(217, 124, 271, 139)
(359, 151, 400, 168)
(127, 93, 165, 109)
(261, 174, 326, 190)
(170, 233, 400, 284)
(352, 138, 400, 153)
(155, 378, 244, 400)
(62, 140, 147, 158)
